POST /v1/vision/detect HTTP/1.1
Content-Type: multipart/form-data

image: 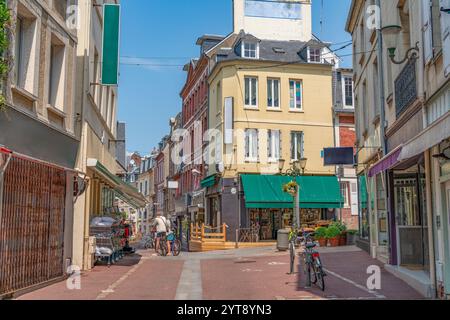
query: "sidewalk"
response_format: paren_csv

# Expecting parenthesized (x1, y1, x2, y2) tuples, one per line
(17, 246, 425, 300)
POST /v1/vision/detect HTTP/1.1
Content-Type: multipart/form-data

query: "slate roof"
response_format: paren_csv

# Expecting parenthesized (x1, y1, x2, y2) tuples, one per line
(216, 31, 331, 65)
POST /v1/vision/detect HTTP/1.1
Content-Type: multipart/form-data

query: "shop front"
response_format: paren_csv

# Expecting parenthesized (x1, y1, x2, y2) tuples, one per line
(202, 174, 221, 228)
(241, 175, 343, 240)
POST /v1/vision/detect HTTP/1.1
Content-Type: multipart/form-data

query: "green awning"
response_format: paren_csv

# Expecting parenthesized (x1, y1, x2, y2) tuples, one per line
(359, 175, 368, 209)
(241, 175, 344, 209)
(87, 158, 147, 209)
(201, 174, 217, 188)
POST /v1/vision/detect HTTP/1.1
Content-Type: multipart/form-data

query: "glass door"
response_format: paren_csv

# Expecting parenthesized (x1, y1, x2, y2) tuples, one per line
(394, 170, 427, 270)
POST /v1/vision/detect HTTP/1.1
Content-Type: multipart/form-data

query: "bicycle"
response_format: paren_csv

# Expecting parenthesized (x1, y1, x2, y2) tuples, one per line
(168, 234, 181, 256)
(300, 232, 326, 291)
(156, 233, 168, 256)
(142, 233, 155, 250)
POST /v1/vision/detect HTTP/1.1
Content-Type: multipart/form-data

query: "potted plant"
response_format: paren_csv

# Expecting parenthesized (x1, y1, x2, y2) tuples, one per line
(326, 226, 341, 247)
(282, 181, 298, 197)
(347, 229, 358, 245)
(315, 227, 328, 247)
(329, 221, 347, 246)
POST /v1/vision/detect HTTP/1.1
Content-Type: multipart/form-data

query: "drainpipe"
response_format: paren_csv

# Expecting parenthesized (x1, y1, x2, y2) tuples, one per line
(375, 0, 391, 263)
(425, 149, 437, 298)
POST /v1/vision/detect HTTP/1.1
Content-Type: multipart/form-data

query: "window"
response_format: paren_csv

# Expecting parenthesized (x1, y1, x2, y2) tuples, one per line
(242, 42, 258, 59)
(308, 47, 322, 63)
(245, 77, 258, 107)
(267, 130, 280, 162)
(291, 132, 304, 161)
(14, 16, 24, 86)
(144, 180, 148, 196)
(289, 80, 303, 110)
(13, 11, 37, 93)
(245, 129, 259, 161)
(267, 78, 280, 108)
(340, 182, 350, 208)
(48, 36, 66, 111)
(343, 76, 353, 107)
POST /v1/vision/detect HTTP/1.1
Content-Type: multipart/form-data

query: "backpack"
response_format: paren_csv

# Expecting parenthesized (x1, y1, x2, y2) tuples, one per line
(160, 216, 170, 232)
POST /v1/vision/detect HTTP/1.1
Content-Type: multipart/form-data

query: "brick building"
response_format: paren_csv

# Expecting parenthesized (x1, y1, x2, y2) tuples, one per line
(333, 68, 358, 230)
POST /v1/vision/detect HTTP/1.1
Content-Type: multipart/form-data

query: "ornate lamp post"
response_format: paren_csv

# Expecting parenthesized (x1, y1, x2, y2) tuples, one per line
(279, 158, 307, 230)
(381, 25, 420, 65)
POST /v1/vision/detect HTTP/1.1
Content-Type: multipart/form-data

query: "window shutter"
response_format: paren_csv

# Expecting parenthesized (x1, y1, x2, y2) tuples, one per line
(440, 0, 450, 76)
(423, 0, 434, 64)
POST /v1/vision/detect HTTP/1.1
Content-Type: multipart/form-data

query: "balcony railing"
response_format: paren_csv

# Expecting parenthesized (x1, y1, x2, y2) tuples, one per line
(395, 60, 417, 117)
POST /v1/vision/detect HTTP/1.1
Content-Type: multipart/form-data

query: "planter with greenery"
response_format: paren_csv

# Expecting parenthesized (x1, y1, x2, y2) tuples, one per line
(0, 0, 11, 113)
(330, 221, 347, 246)
(347, 229, 358, 245)
(314, 227, 327, 247)
(326, 226, 341, 247)
(282, 181, 298, 197)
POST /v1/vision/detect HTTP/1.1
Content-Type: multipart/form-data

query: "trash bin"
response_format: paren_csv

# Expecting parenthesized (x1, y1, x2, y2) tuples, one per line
(277, 229, 290, 251)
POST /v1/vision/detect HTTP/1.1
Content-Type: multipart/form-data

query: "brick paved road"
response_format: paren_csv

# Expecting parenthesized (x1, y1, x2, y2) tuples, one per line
(18, 246, 423, 300)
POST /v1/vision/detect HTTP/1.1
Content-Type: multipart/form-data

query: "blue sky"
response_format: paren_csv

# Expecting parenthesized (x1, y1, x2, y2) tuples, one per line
(118, 0, 352, 155)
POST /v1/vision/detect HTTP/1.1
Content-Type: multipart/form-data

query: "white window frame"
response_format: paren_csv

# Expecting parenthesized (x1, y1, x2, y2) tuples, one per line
(341, 182, 350, 208)
(291, 131, 304, 161)
(307, 47, 322, 63)
(244, 76, 258, 108)
(267, 130, 281, 163)
(267, 78, 280, 109)
(289, 80, 303, 111)
(245, 129, 259, 162)
(342, 76, 354, 108)
(242, 41, 259, 59)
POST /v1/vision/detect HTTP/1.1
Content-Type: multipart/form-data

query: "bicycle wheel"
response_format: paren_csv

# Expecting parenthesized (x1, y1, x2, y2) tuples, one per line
(314, 264, 325, 291)
(314, 259, 325, 291)
(289, 242, 295, 274)
(305, 263, 312, 287)
(158, 241, 168, 256)
(172, 240, 181, 256)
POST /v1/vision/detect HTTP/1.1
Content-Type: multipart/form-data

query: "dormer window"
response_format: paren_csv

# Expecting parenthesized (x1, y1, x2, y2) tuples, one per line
(242, 41, 259, 59)
(308, 47, 322, 63)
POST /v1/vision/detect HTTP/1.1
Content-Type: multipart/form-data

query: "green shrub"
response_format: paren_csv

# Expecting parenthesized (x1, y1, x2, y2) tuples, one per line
(315, 227, 327, 239)
(347, 229, 358, 235)
(325, 226, 341, 239)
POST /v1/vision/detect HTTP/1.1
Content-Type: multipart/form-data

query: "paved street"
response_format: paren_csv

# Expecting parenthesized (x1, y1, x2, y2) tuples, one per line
(18, 246, 423, 300)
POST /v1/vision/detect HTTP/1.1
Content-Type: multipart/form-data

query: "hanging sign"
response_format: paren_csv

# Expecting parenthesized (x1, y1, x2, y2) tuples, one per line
(101, 4, 121, 86)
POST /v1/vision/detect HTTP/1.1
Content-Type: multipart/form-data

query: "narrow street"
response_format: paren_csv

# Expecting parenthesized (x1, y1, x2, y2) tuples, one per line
(18, 246, 422, 301)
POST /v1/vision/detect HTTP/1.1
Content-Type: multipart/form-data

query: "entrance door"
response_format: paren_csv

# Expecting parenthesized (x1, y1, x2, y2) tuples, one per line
(444, 182, 450, 294)
(394, 173, 428, 269)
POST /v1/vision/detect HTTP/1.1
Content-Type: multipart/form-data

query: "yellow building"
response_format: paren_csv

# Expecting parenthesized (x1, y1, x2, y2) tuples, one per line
(202, 31, 343, 241)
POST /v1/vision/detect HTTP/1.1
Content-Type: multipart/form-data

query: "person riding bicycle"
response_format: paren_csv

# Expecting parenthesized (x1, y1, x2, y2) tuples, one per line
(152, 213, 171, 255)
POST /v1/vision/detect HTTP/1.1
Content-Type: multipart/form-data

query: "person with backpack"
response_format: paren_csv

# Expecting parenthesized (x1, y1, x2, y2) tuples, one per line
(152, 213, 171, 256)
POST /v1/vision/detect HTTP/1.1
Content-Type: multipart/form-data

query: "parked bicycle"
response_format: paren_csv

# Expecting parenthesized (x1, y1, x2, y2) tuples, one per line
(167, 232, 181, 256)
(141, 233, 155, 250)
(300, 231, 326, 291)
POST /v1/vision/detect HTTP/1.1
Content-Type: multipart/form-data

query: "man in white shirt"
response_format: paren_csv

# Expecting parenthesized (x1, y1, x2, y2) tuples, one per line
(152, 213, 170, 255)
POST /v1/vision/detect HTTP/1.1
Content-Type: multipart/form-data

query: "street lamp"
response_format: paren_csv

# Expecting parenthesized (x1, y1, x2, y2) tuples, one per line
(279, 158, 307, 230)
(381, 25, 420, 65)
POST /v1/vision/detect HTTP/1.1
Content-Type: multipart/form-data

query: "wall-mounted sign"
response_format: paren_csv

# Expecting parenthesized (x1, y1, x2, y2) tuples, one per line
(224, 97, 234, 145)
(323, 147, 355, 166)
(168, 181, 179, 190)
(102, 4, 121, 86)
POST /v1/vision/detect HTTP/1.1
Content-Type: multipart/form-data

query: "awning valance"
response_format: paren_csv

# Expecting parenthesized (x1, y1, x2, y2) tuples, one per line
(368, 146, 402, 177)
(201, 174, 218, 188)
(87, 158, 147, 209)
(241, 175, 343, 209)
(398, 112, 450, 161)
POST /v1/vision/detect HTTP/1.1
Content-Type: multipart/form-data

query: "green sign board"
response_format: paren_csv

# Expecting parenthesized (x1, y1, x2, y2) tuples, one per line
(101, 4, 120, 86)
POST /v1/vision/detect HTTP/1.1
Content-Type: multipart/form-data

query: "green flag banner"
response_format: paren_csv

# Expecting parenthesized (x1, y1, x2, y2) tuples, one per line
(101, 4, 120, 86)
